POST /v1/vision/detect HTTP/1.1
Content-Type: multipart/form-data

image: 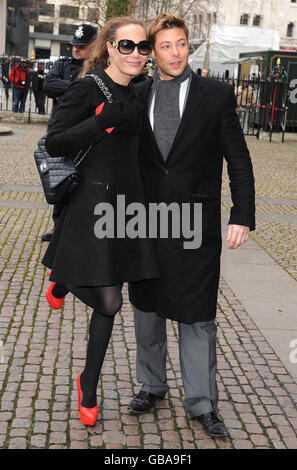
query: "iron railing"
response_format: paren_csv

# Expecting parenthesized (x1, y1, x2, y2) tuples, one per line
(0, 55, 67, 121)
(198, 70, 290, 141)
(1, 55, 293, 140)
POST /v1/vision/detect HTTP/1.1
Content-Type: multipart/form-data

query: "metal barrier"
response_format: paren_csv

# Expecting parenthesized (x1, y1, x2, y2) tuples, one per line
(0, 55, 62, 121)
(1, 55, 292, 138)
(205, 72, 290, 141)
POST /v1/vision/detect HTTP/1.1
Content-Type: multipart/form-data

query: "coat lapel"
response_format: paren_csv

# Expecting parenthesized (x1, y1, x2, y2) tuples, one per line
(141, 72, 206, 167)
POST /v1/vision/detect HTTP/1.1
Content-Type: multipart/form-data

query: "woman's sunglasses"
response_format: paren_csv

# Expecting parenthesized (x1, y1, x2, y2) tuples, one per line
(112, 39, 152, 56)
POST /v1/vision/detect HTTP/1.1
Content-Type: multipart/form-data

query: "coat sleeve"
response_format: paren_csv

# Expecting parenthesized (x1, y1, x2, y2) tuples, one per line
(45, 79, 105, 157)
(219, 85, 256, 231)
(44, 60, 71, 98)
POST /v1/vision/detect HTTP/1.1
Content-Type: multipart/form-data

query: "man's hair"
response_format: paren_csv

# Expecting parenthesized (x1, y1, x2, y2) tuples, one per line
(148, 12, 189, 47)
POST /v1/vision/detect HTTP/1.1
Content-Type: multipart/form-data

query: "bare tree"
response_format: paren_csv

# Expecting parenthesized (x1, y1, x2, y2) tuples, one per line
(74, 0, 220, 44)
(132, 0, 221, 44)
(105, 0, 138, 20)
(74, 1, 107, 27)
(75, 0, 135, 24)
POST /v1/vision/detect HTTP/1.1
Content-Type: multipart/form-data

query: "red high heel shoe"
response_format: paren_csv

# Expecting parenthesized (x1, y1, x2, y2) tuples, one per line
(45, 270, 65, 310)
(76, 371, 98, 426)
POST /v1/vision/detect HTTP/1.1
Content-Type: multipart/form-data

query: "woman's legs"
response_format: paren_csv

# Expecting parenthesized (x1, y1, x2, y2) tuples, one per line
(80, 311, 114, 407)
(75, 284, 123, 408)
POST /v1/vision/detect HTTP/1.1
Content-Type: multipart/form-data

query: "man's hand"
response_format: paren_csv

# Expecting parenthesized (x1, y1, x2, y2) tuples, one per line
(226, 224, 250, 249)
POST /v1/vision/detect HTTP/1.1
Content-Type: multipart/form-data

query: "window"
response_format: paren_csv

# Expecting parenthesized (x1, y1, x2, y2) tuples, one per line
(207, 13, 211, 34)
(240, 14, 249, 25)
(197, 14, 203, 37)
(39, 4, 55, 16)
(60, 42, 72, 58)
(34, 22, 54, 34)
(59, 24, 75, 36)
(253, 15, 261, 26)
(287, 22, 294, 37)
(87, 7, 100, 23)
(60, 6, 80, 19)
(193, 14, 198, 36)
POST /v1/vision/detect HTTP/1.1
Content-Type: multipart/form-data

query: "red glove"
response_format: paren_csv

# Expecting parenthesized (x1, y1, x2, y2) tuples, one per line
(95, 102, 115, 133)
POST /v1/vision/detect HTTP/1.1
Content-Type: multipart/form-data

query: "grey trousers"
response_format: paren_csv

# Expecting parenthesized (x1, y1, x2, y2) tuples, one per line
(134, 308, 218, 417)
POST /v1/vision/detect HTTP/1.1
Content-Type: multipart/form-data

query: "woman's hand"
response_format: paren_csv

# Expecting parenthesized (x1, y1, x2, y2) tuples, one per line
(95, 101, 124, 130)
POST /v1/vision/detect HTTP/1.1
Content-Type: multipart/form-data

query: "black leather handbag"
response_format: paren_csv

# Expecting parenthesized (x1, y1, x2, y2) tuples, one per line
(34, 136, 89, 204)
(34, 73, 113, 205)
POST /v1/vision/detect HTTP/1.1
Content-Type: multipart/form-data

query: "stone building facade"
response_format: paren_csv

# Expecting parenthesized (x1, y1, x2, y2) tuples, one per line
(2, 0, 297, 58)
(0, 0, 7, 55)
(4, 0, 33, 57)
(215, 0, 297, 50)
(28, 1, 101, 59)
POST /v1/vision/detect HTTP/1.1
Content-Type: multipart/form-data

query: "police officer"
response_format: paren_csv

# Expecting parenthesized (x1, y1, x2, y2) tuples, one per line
(41, 23, 97, 242)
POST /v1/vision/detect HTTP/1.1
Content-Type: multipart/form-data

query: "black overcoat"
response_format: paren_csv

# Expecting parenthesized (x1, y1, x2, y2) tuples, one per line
(128, 72, 255, 324)
(44, 57, 84, 125)
(42, 66, 159, 286)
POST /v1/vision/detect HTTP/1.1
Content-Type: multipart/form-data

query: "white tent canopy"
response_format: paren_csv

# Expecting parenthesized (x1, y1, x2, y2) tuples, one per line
(189, 24, 280, 76)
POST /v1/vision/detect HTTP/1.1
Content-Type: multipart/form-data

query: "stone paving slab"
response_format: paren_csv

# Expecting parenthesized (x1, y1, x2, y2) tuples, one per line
(0, 125, 297, 449)
(0, 112, 48, 125)
(221, 214, 297, 383)
(1, 213, 297, 451)
(0, 127, 13, 136)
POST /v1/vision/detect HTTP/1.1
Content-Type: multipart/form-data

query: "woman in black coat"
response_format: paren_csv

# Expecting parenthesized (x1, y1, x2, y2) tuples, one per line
(42, 17, 158, 426)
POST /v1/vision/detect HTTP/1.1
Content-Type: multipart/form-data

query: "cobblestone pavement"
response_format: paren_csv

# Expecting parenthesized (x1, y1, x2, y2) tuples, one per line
(0, 124, 297, 449)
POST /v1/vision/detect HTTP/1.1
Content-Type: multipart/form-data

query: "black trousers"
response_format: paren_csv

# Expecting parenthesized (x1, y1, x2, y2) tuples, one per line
(33, 90, 46, 114)
(52, 203, 64, 227)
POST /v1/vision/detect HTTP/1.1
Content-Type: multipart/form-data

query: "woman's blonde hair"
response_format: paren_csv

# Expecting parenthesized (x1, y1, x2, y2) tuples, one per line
(80, 16, 146, 77)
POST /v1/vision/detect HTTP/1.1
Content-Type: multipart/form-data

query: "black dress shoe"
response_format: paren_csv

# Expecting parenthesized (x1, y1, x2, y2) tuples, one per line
(127, 390, 163, 414)
(41, 228, 54, 242)
(195, 411, 230, 438)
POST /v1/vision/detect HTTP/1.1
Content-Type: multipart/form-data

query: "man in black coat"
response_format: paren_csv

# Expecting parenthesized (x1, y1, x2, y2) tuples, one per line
(128, 13, 255, 438)
(31, 63, 46, 115)
(41, 23, 97, 242)
(1, 56, 13, 100)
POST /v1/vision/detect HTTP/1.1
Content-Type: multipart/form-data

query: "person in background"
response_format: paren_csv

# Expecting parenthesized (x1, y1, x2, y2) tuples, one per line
(196, 68, 209, 77)
(235, 79, 256, 134)
(41, 23, 97, 242)
(1, 55, 13, 101)
(32, 63, 46, 114)
(9, 57, 31, 113)
(147, 68, 154, 78)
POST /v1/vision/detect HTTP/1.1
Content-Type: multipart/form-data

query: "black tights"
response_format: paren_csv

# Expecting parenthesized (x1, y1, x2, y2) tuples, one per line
(80, 309, 115, 407)
(53, 282, 123, 407)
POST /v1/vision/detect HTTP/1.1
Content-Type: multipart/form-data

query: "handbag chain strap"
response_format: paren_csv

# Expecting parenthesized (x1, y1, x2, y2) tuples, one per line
(88, 74, 114, 104)
(73, 74, 114, 167)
